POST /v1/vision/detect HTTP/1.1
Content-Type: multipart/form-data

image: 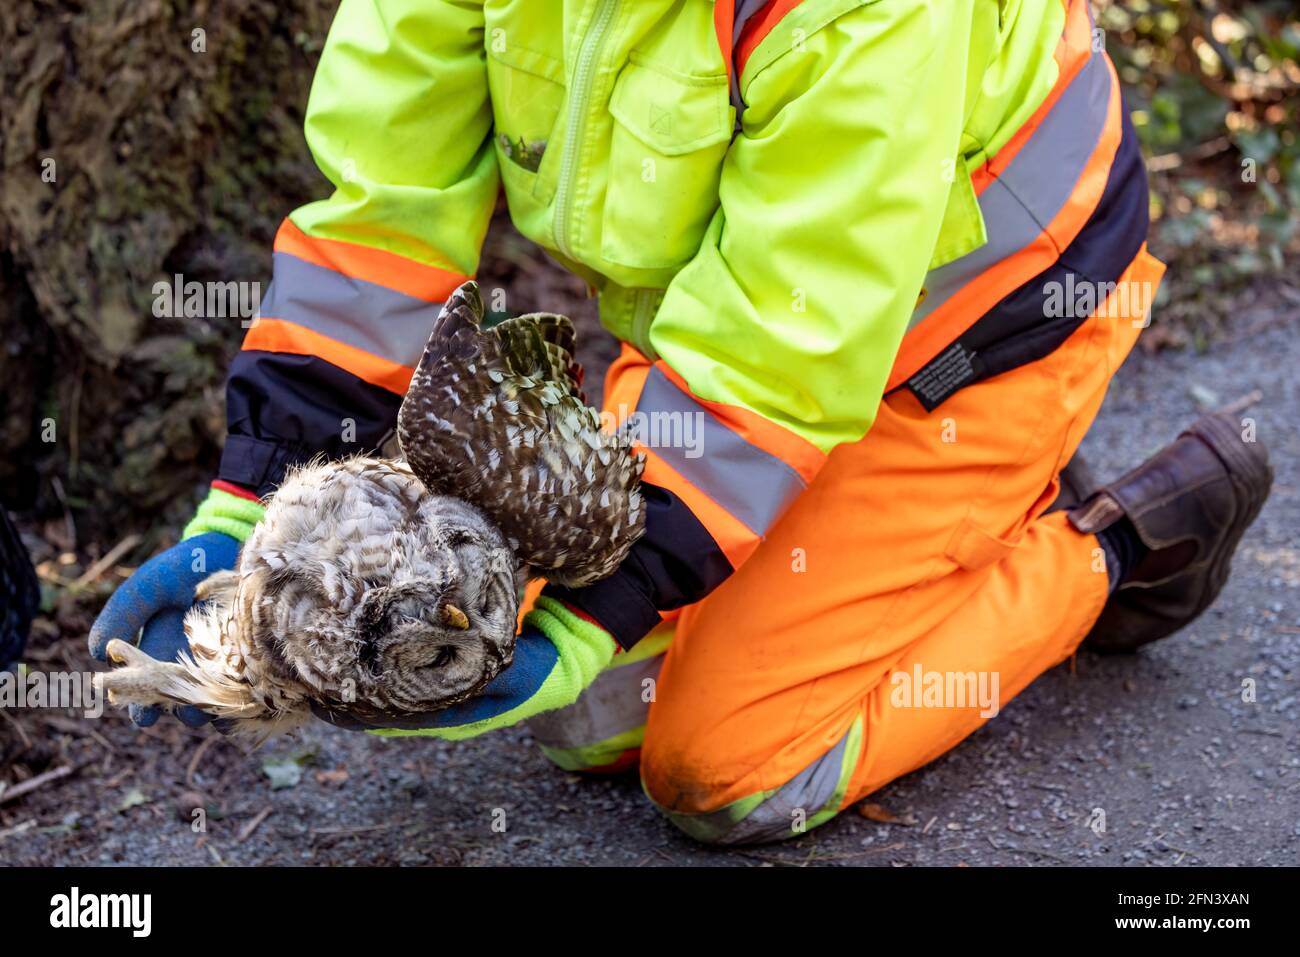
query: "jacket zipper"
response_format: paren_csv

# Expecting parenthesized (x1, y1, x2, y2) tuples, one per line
(553, 0, 619, 261)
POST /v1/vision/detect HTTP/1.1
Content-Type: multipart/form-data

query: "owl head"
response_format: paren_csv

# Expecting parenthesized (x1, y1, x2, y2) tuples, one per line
(307, 494, 523, 716)
(230, 463, 525, 723)
(98, 461, 526, 740)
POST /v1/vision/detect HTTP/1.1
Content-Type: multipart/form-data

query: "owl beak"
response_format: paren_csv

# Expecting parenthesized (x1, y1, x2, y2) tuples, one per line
(439, 603, 470, 630)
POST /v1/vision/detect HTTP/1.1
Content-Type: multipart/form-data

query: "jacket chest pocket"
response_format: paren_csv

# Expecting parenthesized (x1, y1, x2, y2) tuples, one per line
(487, 46, 565, 205)
(602, 59, 734, 272)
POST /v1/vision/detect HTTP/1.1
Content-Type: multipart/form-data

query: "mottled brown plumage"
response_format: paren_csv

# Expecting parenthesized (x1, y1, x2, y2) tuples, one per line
(100, 283, 644, 739)
(399, 282, 644, 586)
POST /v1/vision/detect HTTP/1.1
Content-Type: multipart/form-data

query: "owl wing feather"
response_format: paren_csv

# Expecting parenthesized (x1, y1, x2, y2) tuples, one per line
(398, 282, 644, 586)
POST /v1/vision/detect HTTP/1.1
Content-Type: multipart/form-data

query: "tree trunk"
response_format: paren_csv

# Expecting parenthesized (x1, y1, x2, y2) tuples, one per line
(0, 0, 336, 543)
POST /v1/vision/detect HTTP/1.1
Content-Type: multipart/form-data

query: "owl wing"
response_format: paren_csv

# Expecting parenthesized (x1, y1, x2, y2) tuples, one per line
(397, 282, 644, 586)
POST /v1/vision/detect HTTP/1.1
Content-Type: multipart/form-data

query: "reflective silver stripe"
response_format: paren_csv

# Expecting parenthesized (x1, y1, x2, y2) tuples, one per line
(637, 366, 807, 536)
(527, 654, 662, 749)
(660, 726, 854, 845)
(908, 50, 1113, 332)
(257, 252, 444, 367)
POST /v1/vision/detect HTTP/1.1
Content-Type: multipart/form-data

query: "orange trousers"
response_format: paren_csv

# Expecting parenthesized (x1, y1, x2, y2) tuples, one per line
(526, 248, 1165, 843)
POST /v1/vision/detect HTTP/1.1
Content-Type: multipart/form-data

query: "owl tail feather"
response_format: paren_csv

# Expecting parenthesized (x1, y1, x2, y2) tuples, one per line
(97, 638, 308, 742)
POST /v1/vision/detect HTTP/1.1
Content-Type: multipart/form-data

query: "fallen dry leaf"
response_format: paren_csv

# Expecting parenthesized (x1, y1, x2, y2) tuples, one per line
(858, 802, 915, 825)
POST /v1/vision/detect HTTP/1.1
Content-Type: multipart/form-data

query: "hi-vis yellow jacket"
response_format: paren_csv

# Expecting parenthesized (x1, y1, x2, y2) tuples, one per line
(218, 0, 1146, 649)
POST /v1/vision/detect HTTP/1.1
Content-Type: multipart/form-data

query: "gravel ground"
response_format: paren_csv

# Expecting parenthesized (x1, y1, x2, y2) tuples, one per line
(3, 300, 1297, 867)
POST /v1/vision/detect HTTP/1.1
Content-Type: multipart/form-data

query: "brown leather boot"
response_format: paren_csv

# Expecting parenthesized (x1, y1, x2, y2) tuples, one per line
(1068, 412, 1273, 654)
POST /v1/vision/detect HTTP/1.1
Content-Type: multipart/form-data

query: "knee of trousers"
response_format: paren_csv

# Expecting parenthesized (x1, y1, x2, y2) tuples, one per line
(527, 651, 663, 772)
(642, 716, 864, 846)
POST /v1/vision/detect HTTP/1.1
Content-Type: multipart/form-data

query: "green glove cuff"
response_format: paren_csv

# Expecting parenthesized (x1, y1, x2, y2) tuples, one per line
(181, 486, 266, 543)
(382, 596, 618, 742)
(526, 595, 619, 668)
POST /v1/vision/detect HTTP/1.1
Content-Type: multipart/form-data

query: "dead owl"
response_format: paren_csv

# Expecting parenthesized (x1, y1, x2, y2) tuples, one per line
(99, 282, 644, 739)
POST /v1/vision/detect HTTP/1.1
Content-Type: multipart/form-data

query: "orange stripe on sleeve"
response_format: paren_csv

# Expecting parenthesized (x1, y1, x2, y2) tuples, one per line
(600, 349, 776, 565)
(602, 343, 654, 410)
(887, 234, 1060, 391)
(971, 0, 1096, 196)
(242, 317, 416, 395)
(274, 219, 469, 304)
(1043, 54, 1122, 252)
(891, 55, 1124, 392)
(637, 444, 760, 569)
(600, 345, 810, 563)
(652, 362, 825, 485)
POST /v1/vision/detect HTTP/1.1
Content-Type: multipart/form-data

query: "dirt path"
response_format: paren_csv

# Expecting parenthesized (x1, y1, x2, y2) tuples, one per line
(3, 307, 1297, 867)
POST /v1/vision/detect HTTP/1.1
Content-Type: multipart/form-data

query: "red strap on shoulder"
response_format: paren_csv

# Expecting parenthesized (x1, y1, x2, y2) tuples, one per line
(714, 1, 736, 82)
(736, 0, 805, 79)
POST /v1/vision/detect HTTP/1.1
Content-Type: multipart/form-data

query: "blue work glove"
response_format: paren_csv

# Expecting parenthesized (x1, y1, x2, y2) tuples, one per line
(88, 532, 240, 727)
(313, 597, 618, 739)
(89, 483, 264, 728)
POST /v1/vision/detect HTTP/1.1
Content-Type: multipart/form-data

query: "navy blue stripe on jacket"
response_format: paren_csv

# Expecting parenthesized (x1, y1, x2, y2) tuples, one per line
(221, 351, 402, 496)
